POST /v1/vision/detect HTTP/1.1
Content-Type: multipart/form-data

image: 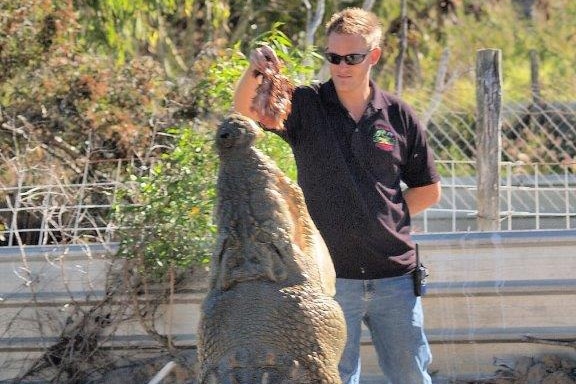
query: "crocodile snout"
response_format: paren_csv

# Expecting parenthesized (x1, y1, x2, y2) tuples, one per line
(217, 128, 236, 149)
(215, 114, 262, 152)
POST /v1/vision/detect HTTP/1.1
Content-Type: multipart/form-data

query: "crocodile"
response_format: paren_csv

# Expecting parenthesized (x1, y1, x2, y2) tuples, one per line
(197, 113, 346, 384)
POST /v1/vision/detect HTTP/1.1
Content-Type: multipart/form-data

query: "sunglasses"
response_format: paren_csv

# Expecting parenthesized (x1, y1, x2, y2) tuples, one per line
(324, 51, 370, 65)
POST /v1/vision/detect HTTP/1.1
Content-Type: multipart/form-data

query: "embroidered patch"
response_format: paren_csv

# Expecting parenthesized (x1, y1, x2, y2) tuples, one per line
(372, 123, 396, 151)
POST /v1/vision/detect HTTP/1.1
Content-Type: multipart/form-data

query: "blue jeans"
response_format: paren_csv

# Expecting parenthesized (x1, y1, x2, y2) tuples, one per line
(335, 275, 432, 384)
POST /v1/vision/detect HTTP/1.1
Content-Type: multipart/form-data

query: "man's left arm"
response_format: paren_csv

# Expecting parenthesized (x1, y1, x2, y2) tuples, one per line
(403, 181, 441, 216)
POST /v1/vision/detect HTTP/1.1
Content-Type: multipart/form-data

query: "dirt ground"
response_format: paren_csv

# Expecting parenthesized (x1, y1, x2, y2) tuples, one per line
(97, 352, 576, 384)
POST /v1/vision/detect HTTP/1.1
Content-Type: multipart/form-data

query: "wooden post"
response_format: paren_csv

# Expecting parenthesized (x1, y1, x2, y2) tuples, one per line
(475, 49, 502, 231)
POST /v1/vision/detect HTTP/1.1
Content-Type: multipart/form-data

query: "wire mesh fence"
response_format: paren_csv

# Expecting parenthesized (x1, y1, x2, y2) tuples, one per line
(1, 80, 576, 245)
(0, 159, 145, 247)
(1, 158, 575, 247)
(426, 100, 576, 169)
(414, 160, 576, 233)
(409, 78, 576, 233)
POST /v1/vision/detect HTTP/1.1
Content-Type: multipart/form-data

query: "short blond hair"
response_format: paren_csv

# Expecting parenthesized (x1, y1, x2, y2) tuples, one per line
(325, 8, 383, 50)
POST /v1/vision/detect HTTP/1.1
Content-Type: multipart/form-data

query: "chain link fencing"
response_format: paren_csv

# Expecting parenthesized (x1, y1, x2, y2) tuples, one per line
(1, 81, 575, 246)
(412, 81, 576, 233)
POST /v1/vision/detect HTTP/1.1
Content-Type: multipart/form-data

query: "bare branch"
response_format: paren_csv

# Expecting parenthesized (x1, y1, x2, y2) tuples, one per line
(422, 48, 451, 128)
(303, 0, 325, 48)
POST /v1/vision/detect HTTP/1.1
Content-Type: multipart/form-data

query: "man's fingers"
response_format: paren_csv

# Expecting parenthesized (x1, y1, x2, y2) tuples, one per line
(250, 46, 279, 72)
(259, 45, 279, 64)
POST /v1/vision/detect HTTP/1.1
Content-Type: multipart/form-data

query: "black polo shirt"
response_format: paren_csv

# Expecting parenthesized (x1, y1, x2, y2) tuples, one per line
(277, 80, 439, 279)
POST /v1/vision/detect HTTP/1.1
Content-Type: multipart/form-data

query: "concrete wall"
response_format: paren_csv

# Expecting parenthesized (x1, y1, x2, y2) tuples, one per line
(1, 230, 575, 382)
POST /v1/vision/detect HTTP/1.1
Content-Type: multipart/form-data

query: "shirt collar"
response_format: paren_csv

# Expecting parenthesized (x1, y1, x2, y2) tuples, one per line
(368, 80, 391, 112)
(321, 79, 391, 115)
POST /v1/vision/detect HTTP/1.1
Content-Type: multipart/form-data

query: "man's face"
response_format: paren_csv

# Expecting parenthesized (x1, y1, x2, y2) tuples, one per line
(325, 33, 381, 94)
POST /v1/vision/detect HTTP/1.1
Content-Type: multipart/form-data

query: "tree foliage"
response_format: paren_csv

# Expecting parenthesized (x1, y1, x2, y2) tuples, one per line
(114, 121, 218, 272)
(113, 26, 314, 275)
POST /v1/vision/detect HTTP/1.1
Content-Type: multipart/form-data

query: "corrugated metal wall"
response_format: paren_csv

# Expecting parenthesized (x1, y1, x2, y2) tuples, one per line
(1, 230, 575, 383)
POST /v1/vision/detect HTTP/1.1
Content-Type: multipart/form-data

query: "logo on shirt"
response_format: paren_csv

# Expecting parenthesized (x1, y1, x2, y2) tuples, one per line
(372, 123, 396, 151)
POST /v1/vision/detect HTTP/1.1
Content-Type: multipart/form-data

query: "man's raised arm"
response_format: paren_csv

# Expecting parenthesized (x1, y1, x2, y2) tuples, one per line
(232, 45, 292, 130)
(233, 62, 261, 120)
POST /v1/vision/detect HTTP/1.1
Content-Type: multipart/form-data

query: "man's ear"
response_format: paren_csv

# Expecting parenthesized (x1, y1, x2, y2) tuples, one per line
(370, 47, 382, 65)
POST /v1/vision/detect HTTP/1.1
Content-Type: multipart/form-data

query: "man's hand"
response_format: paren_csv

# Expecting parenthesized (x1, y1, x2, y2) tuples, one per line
(234, 44, 293, 131)
(249, 45, 280, 77)
(248, 45, 294, 131)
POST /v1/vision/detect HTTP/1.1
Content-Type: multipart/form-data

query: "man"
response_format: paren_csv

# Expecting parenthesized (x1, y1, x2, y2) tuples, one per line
(233, 7, 441, 384)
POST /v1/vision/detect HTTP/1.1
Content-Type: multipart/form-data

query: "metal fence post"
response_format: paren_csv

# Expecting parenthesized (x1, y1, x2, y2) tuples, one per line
(475, 49, 503, 231)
